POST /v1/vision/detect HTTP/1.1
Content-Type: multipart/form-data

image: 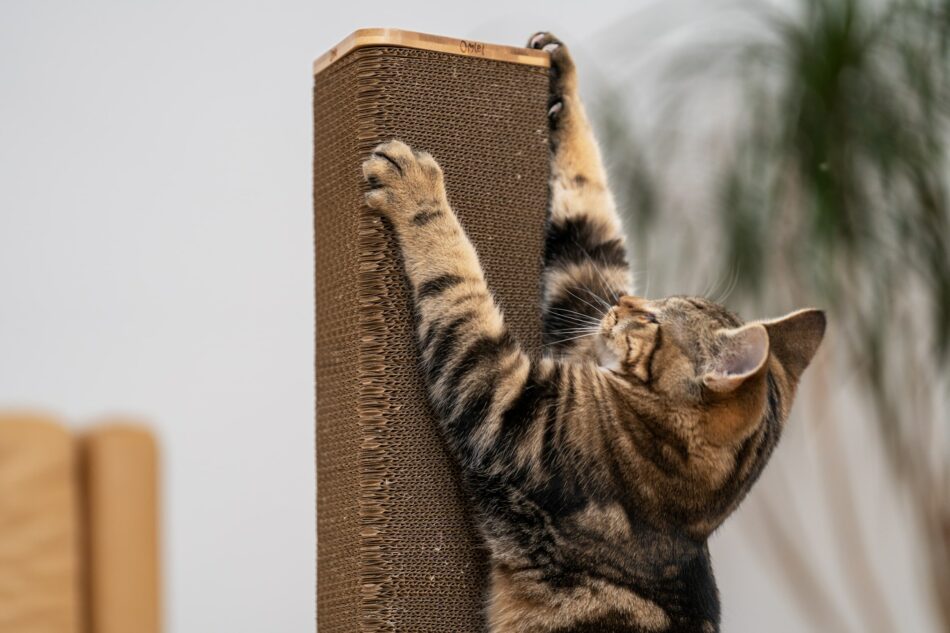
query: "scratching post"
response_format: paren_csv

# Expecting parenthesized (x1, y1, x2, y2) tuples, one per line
(314, 29, 550, 632)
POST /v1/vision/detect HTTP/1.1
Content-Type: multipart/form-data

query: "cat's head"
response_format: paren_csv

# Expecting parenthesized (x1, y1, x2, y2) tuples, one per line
(596, 294, 825, 533)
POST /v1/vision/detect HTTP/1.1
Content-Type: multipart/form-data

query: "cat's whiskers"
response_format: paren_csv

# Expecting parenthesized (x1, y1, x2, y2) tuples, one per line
(548, 304, 600, 318)
(574, 237, 620, 309)
(554, 327, 602, 335)
(714, 264, 740, 305)
(554, 321, 601, 332)
(562, 288, 608, 319)
(548, 320, 601, 334)
(547, 307, 602, 327)
(573, 237, 621, 304)
(545, 316, 602, 334)
(601, 282, 620, 305)
(543, 331, 598, 347)
(582, 285, 613, 311)
(698, 270, 719, 302)
(696, 275, 709, 301)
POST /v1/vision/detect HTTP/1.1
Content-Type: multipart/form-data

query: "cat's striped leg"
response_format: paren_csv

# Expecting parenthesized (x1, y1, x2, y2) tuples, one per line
(362, 140, 547, 468)
(528, 33, 632, 353)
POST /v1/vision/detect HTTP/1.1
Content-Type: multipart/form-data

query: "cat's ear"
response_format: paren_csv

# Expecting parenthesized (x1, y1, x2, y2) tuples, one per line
(761, 308, 826, 382)
(703, 323, 770, 394)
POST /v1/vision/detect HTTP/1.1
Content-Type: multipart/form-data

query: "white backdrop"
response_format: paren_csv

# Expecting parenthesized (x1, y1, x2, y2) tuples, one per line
(0, 1, 935, 631)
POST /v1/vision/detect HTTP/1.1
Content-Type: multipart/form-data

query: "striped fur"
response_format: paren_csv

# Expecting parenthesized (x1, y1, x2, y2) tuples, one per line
(360, 32, 826, 633)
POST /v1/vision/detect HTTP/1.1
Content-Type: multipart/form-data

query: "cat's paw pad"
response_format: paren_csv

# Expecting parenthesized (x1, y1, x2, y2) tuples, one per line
(527, 32, 576, 126)
(362, 140, 446, 222)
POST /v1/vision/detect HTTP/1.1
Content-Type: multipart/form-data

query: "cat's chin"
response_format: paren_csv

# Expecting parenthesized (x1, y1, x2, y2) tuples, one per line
(595, 338, 623, 374)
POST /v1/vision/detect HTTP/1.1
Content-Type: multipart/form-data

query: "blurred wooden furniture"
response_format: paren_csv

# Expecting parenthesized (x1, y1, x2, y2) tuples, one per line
(0, 414, 82, 633)
(0, 413, 161, 633)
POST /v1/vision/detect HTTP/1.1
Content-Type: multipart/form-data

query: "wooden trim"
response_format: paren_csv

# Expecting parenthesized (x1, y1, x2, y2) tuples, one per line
(313, 28, 550, 75)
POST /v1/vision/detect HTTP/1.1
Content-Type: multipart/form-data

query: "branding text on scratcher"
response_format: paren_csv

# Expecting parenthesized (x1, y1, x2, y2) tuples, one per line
(459, 40, 485, 56)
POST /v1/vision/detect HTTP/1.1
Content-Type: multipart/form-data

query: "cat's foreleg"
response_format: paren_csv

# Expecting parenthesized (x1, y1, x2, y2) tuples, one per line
(528, 33, 632, 349)
(362, 140, 534, 467)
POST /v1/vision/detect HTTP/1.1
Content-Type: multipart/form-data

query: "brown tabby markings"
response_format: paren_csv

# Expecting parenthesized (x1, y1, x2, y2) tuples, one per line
(361, 31, 826, 633)
(489, 568, 670, 632)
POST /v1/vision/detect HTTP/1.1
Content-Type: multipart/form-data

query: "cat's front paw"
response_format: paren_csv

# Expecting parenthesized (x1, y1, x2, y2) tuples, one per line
(362, 140, 447, 225)
(527, 32, 577, 128)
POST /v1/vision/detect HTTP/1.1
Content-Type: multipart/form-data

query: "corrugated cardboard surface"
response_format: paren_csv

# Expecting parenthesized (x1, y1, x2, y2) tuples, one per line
(315, 42, 549, 632)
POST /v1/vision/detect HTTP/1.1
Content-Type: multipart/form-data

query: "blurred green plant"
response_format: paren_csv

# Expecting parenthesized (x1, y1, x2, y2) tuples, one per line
(718, 2, 950, 626)
(598, 0, 950, 629)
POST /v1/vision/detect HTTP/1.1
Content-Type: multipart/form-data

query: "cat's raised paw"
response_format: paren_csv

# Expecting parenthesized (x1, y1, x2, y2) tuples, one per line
(362, 140, 447, 224)
(527, 32, 576, 127)
(527, 31, 565, 55)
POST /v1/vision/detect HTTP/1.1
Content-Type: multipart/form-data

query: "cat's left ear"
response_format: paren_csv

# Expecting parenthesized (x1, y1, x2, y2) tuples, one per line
(702, 323, 770, 394)
(760, 308, 826, 382)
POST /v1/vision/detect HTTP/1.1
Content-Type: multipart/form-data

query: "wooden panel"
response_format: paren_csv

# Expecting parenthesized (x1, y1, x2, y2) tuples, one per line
(0, 413, 81, 633)
(80, 423, 160, 633)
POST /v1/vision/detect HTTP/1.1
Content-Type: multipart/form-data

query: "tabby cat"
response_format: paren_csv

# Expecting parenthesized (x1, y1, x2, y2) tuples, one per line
(360, 32, 826, 633)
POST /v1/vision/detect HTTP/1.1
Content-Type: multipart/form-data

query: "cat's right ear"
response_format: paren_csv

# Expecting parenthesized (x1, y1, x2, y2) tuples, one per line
(761, 308, 827, 382)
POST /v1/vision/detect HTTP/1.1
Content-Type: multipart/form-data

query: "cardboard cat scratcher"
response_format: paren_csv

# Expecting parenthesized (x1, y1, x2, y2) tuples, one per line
(314, 29, 551, 632)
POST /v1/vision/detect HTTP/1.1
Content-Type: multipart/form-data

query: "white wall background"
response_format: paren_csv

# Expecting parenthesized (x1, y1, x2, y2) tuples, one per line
(0, 1, 936, 632)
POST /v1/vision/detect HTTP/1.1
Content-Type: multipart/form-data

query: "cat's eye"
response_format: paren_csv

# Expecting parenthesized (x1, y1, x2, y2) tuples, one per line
(635, 312, 658, 325)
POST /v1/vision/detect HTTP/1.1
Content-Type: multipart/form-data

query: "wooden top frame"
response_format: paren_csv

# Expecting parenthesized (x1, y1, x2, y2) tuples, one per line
(313, 28, 551, 75)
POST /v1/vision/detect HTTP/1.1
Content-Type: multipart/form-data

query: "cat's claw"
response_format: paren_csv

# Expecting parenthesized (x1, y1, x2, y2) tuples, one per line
(527, 31, 560, 51)
(526, 32, 573, 76)
(527, 32, 576, 131)
(528, 32, 547, 49)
